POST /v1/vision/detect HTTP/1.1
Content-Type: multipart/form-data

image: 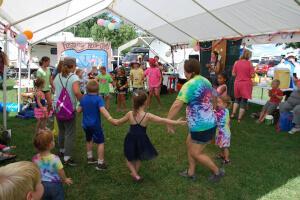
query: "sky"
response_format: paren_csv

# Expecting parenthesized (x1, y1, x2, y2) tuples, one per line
(248, 44, 295, 58)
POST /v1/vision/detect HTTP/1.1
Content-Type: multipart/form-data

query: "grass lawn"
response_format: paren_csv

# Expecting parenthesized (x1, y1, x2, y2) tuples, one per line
(1, 80, 300, 199)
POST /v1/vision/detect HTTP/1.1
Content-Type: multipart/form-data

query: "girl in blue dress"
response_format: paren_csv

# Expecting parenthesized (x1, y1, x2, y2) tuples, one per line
(114, 91, 186, 182)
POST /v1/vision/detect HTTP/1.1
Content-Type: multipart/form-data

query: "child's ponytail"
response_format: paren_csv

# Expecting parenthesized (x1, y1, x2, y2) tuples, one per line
(132, 91, 148, 117)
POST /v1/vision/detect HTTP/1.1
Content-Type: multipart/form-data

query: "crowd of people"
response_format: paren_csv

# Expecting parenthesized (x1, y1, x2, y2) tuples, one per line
(0, 48, 300, 199)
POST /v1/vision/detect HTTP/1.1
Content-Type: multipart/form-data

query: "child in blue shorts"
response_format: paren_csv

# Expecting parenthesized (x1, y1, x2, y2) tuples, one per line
(77, 80, 117, 170)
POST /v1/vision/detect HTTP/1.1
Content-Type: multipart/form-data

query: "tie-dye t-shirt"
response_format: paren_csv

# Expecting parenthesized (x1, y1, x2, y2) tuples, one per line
(215, 108, 231, 148)
(177, 75, 216, 132)
(32, 153, 63, 183)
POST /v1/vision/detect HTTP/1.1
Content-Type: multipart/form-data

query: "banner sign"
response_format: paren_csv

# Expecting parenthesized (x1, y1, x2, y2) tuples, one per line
(57, 42, 112, 71)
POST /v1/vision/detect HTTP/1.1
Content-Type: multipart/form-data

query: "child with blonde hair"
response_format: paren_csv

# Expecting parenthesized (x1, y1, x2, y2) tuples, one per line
(32, 130, 72, 199)
(215, 95, 232, 164)
(0, 161, 44, 200)
(113, 91, 186, 182)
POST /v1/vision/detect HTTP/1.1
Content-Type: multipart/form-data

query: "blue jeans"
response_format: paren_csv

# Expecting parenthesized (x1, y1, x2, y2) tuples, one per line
(42, 182, 64, 200)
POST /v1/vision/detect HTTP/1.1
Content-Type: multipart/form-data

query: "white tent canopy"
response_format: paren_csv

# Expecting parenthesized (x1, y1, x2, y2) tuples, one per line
(1, 0, 300, 46)
(0, 0, 113, 44)
(1, 0, 300, 131)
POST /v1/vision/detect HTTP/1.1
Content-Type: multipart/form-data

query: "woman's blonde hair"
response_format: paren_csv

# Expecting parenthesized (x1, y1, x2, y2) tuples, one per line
(240, 49, 252, 60)
(0, 161, 41, 200)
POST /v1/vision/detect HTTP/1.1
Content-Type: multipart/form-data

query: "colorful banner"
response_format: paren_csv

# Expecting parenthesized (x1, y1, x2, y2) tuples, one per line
(57, 42, 112, 72)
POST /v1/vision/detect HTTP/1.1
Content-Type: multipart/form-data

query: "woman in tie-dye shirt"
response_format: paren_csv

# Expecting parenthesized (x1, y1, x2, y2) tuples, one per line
(167, 59, 224, 183)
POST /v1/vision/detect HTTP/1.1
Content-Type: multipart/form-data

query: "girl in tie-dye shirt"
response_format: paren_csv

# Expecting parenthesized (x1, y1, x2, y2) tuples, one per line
(215, 95, 232, 164)
(33, 130, 73, 200)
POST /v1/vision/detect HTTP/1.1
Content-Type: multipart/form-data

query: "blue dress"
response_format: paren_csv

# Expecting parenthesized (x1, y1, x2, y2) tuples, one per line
(124, 113, 158, 161)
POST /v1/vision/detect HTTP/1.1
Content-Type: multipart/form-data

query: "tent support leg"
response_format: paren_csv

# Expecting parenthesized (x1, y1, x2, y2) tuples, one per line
(2, 31, 8, 130)
(17, 49, 22, 113)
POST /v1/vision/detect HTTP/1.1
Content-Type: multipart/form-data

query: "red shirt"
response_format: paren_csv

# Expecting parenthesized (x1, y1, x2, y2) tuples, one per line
(269, 88, 283, 104)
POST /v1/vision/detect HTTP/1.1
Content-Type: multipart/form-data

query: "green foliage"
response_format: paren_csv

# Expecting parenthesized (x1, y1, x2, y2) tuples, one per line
(284, 42, 300, 49)
(65, 12, 137, 48)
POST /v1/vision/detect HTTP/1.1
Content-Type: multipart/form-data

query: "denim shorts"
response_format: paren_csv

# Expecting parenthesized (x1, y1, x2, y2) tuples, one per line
(42, 182, 64, 200)
(83, 126, 104, 144)
(190, 126, 216, 144)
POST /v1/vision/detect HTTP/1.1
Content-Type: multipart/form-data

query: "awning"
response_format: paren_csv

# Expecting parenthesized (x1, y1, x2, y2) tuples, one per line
(1, 0, 300, 45)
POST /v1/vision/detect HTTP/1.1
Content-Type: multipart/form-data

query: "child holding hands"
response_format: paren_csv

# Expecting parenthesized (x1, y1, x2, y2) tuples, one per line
(77, 80, 117, 170)
(113, 91, 186, 182)
(32, 130, 72, 200)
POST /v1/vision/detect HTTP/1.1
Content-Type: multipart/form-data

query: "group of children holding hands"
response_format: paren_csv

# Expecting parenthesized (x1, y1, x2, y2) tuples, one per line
(0, 59, 237, 200)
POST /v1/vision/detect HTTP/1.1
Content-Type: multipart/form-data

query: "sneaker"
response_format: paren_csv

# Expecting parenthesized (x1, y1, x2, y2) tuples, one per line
(87, 157, 97, 165)
(95, 163, 108, 171)
(64, 158, 77, 167)
(288, 127, 300, 134)
(222, 160, 231, 165)
(58, 152, 64, 159)
(208, 168, 225, 183)
(179, 169, 197, 181)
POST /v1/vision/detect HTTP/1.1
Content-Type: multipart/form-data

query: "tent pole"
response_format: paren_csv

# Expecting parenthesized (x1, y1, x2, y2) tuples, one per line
(31, 8, 110, 45)
(17, 48, 22, 112)
(33, 0, 108, 34)
(133, 0, 197, 40)
(27, 45, 31, 91)
(10, 0, 72, 26)
(171, 46, 175, 69)
(140, 37, 171, 66)
(117, 50, 120, 69)
(2, 30, 8, 130)
(107, 8, 172, 46)
(191, 0, 243, 36)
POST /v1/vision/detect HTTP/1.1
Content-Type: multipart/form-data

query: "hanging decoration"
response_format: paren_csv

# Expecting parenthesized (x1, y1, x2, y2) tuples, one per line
(97, 19, 105, 26)
(15, 33, 28, 46)
(96, 18, 122, 30)
(107, 23, 115, 31)
(23, 30, 33, 40)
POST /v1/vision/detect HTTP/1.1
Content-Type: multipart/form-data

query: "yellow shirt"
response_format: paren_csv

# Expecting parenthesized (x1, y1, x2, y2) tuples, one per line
(130, 68, 144, 88)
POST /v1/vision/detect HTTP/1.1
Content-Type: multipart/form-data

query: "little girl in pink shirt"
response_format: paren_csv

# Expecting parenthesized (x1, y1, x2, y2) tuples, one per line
(145, 58, 162, 107)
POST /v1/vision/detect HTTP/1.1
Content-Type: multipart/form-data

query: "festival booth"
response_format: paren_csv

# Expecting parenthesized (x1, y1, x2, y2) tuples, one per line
(1, 0, 300, 132)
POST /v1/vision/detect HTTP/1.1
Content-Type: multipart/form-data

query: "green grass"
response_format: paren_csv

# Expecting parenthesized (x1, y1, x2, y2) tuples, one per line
(1, 81, 300, 199)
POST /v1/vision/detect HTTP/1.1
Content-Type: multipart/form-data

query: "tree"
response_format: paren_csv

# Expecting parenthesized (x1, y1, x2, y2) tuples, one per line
(66, 13, 137, 49)
(90, 23, 137, 48)
(284, 42, 300, 49)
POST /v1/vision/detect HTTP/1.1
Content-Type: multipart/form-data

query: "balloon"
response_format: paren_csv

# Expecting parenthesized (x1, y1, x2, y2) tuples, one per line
(108, 23, 115, 31)
(104, 20, 110, 27)
(15, 33, 27, 45)
(23, 30, 33, 40)
(114, 23, 121, 29)
(97, 19, 105, 26)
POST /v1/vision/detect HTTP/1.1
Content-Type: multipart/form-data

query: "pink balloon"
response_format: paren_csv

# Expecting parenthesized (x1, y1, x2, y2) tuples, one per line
(97, 19, 105, 26)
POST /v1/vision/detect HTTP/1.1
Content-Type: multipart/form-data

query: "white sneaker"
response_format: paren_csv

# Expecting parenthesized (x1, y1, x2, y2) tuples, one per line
(288, 127, 300, 134)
